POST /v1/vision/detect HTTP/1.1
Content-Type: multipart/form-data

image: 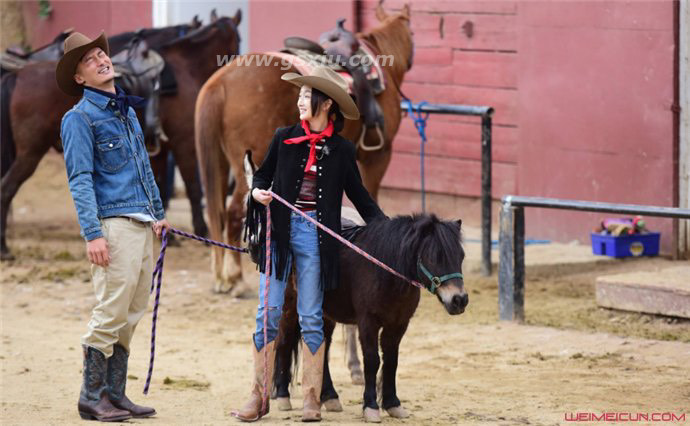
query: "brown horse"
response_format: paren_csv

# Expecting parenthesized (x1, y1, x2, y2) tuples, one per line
(195, 3, 413, 293)
(0, 13, 241, 260)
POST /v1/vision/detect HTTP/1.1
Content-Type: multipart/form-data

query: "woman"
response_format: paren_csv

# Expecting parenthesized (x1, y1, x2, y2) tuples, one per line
(235, 66, 385, 422)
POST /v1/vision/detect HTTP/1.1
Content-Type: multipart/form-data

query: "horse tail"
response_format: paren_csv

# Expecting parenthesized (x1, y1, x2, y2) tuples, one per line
(1, 72, 17, 178)
(194, 79, 230, 272)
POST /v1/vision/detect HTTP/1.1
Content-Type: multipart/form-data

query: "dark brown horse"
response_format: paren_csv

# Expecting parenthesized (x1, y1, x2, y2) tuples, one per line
(0, 13, 241, 260)
(0, 19, 202, 259)
(274, 214, 468, 422)
(195, 3, 413, 293)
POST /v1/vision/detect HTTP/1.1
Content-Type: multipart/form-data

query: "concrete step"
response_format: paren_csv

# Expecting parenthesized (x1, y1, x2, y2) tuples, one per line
(595, 266, 690, 318)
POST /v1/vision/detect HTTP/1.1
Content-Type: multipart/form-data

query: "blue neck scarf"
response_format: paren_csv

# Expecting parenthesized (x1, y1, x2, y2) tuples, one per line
(84, 85, 146, 118)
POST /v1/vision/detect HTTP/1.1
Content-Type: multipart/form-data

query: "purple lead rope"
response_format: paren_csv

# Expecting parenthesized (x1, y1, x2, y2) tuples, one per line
(143, 227, 248, 394)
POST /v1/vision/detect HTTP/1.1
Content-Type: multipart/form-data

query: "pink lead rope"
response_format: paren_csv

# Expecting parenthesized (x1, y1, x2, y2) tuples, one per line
(260, 205, 272, 416)
(268, 190, 424, 290)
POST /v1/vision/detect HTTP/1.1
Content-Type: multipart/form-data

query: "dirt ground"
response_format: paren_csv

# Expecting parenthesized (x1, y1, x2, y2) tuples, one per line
(2, 152, 689, 425)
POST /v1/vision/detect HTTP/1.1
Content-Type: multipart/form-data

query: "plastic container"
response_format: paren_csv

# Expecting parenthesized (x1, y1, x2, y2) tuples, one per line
(590, 232, 660, 258)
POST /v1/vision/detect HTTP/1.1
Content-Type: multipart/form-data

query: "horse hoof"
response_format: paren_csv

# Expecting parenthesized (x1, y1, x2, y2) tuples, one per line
(363, 407, 381, 423)
(350, 371, 364, 385)
(276, 397, 292, 411)
(322, 398, 342, 412)
(386, 405, 409, 419)
(0, 250, 15, 261)
(213, 281, 234, 294)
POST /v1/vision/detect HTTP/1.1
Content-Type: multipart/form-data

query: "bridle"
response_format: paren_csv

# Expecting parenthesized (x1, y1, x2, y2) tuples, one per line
(417, 258, 463, 295)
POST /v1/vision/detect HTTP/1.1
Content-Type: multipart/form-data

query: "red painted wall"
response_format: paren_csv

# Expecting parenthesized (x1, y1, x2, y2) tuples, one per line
(248, 0, 354, 53)
(22, 1, 152, 49)
(360, 0, 676, 252)
(364, 0, 520, 199)
(517, 1, 676, 250)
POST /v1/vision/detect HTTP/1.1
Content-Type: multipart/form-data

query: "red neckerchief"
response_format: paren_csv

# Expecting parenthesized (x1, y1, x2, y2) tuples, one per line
(283, 120, 334, 172)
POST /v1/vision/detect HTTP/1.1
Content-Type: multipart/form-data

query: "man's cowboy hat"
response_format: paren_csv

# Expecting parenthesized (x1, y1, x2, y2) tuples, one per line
(281, 66, 359, 120)
(55, 31, 109, 96)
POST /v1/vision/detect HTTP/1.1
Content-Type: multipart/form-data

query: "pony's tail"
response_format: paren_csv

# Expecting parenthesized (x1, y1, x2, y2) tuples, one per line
(194, 81, 230, 267)
(1, 72, 18, 178)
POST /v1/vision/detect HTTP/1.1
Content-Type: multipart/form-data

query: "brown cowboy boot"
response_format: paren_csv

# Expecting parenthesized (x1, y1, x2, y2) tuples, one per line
(301, 340, 325, 422)
(77, 346, 132, 422)
(234, 339, 277, 422)
(107, 344, 156, 418)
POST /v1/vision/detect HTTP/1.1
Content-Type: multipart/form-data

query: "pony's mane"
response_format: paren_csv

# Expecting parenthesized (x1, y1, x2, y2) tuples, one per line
(355, 214, 462, 289)
(359, 11, 411, 84)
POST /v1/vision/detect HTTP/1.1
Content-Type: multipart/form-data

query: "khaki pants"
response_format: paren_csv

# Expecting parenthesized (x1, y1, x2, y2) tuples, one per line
(82, 217, 153, 358)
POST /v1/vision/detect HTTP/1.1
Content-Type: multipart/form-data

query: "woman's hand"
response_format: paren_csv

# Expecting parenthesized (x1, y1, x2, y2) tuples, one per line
(252, 188, 273, 206)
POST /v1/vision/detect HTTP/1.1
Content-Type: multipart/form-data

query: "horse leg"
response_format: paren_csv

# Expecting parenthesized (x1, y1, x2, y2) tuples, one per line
(168, 131, 209, 238)
(358, 319, 381, 422)
(345, 324, 364, 385)
(1, 149, 49, 260)
(224, 153, 249, 297)
(320, 318, 342, 412)
(380, 323, 410, 418)
(210, 157, 230, 294)
(148, 146, 180, 246)
(274, 279, 300, 411)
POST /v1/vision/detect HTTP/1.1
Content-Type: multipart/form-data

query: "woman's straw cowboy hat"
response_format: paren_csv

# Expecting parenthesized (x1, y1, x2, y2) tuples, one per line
(281, 66, 360, 120)
(56, 31, 109, 96)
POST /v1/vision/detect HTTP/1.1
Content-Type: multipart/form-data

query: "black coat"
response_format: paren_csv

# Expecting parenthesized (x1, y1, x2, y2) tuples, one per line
(245, 122, 385, 291)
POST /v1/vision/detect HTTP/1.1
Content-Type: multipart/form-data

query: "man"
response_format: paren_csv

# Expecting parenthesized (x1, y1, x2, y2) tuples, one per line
(56, 31, 170, 422)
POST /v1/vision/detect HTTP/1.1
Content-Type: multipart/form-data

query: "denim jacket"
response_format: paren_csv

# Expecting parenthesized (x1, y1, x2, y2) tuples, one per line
(60, 88, 164, 241)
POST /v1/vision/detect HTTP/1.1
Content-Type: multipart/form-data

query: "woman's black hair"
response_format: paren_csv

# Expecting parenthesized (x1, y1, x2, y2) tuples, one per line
(311, 87, 345, 133)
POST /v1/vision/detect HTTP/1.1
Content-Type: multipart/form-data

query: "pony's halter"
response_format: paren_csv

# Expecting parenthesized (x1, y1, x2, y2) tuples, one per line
(417, 258, 463, 295)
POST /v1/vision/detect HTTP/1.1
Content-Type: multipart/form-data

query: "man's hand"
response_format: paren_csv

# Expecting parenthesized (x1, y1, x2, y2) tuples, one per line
(87, 237, 110, 267)
(153, 219, 171, 239)
(252, 188, 273, 206)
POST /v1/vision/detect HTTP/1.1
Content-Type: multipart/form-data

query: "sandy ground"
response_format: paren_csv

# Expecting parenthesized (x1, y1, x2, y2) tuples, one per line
(2, 152, 689, 425)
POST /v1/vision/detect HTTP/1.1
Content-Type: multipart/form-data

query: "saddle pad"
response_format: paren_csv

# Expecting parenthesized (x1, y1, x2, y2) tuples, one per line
(265, 41, 385, 96)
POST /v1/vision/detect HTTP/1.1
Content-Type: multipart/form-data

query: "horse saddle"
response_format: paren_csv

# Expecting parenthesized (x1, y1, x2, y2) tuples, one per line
(281, 18, 385, 131)
(111, 38, 167, 156)
(0, 27, 72, 73)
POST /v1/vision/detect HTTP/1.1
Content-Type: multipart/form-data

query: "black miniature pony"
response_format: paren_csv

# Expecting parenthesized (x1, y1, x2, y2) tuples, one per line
(275, 213, 468, 422)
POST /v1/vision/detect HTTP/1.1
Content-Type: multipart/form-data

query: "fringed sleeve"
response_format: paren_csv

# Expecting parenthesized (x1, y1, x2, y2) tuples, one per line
(243, 128, 283, 265)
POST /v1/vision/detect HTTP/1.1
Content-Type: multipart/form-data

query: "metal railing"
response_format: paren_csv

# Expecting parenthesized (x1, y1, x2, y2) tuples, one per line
(401, 101, 495, 276)
(498, 195, 690, 321)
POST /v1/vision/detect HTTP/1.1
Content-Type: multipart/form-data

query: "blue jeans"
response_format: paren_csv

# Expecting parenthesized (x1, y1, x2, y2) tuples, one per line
(254, 211, 323, 354)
